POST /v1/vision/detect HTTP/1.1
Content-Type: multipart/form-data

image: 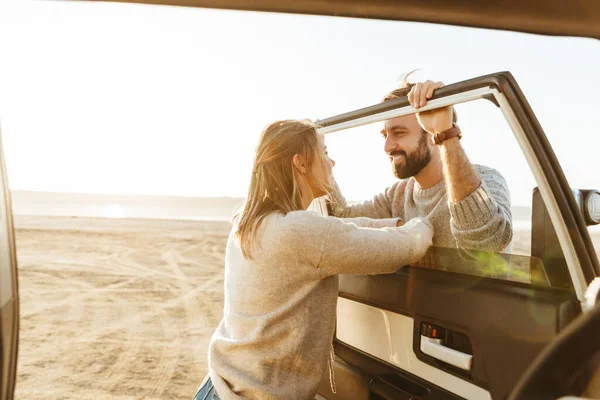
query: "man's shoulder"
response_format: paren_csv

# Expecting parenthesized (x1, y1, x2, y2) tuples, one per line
(474, 164, 510, 193)
(381, 179, 412, 202)
(474, 164, 506, 180)
(386, 179, 410, 193)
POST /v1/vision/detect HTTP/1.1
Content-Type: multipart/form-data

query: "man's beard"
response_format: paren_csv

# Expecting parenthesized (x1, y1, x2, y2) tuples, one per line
(390, 132, 431, 179)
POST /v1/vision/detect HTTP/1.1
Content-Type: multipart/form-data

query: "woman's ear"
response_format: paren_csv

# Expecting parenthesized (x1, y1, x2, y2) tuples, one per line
(292, 154, 308, 174)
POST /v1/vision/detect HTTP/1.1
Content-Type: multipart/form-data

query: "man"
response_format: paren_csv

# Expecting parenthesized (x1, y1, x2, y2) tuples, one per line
(327, 78, 512, 253)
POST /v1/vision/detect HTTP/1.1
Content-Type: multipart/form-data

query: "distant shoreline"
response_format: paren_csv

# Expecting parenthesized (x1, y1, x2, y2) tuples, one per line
(10, 190, 245, 222)
(10, 190, 534, 223)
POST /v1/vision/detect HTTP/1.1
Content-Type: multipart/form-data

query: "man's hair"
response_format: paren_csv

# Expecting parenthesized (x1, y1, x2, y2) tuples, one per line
(382, 70, 416, 102)
(381, 70, 458, 124)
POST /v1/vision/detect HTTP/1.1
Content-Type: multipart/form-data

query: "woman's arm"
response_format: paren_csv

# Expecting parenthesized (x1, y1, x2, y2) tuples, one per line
(277, 212, 432, 277)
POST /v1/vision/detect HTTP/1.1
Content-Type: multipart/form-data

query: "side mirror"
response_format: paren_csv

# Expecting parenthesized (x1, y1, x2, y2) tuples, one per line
(581, 190, 600, 226)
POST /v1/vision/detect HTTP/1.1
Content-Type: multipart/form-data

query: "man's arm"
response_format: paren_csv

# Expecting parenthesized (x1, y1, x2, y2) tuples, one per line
(408, 81, 481, 204)
(448, 167, 513, 252)
(439, 138, 481, 203)
(410, 80, 512, 251)
(326, 178, 397, 220)
(439, 139, 513, 251)
(408, 80, 481, 203)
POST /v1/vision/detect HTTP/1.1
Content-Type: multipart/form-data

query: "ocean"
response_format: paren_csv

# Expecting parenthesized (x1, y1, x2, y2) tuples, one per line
(8, 190, 547, 230)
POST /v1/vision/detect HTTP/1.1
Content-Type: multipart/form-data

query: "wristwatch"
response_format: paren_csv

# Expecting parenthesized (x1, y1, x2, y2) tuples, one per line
(432, 124, 462, 145)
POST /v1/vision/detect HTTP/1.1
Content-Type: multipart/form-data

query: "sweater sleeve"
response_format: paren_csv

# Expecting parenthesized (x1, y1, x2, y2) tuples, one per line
(326, 179, 397, 220)
(340, 217, 400, 228)
(449, 167, 513, 252)
(280, 212, 433, 278)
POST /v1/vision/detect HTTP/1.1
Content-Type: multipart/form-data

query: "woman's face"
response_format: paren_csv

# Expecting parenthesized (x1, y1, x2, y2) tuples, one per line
(308, 135, 336, 198)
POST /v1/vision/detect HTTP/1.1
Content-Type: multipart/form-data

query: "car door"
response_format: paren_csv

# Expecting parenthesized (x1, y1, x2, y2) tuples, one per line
(0, 127, 19, 400)
(313, 72, 600, 400)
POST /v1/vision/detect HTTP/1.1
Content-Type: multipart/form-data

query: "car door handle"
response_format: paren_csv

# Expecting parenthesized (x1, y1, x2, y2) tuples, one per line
(420, 335, 473, 371)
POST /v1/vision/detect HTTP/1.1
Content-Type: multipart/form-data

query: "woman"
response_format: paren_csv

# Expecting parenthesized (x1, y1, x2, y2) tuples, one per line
(194, 119, 433, 400)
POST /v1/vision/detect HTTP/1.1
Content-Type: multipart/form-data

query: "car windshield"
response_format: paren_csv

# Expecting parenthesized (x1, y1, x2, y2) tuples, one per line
(0, 0, 599, 398)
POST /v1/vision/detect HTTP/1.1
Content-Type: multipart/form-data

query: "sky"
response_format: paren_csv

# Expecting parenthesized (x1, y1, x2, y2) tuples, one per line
(0, 0, 599, 206)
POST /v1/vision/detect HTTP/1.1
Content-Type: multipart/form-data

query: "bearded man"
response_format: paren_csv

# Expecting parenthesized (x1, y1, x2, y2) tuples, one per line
(328, 78, 512, 252)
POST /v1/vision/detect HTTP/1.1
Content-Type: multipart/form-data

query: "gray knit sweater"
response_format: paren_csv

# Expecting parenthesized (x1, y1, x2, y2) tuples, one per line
(208, 213, 433, 399)
(328, 164, 513, 252)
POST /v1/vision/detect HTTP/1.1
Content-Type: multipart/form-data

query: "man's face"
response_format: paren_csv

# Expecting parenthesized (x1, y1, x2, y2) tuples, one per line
(382, 114, 432, 179)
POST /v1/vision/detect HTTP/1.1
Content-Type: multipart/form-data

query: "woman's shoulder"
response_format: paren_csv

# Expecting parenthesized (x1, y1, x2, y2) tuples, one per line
(265, 210, 331, 234)
(258, 211, 333, 248)
(247, 211, 332, 264)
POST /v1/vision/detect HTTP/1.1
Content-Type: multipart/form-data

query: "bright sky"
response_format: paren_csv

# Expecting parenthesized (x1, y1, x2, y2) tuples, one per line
(0, 0, 599, 205)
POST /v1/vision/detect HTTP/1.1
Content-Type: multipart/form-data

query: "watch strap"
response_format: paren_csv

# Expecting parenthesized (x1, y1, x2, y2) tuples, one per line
(432, 125, 462, 145)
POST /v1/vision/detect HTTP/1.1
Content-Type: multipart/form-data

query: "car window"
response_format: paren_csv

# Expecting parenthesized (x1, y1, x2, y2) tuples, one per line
(325, 96, 562, 288)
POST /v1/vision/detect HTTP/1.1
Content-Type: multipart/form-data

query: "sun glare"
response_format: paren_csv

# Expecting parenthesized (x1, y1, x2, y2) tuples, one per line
(102, 204, 126, 219)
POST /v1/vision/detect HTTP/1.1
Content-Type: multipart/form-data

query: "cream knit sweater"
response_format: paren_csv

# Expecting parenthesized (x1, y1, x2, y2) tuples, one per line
(328, 164, 513, 252)
(208, 212, 433, 399)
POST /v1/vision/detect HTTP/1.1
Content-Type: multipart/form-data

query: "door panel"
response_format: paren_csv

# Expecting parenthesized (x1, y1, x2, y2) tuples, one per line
(336, 297, 491, 400)
(318, 341, 464, 400)
(333, 263, 578, 400)
(0, 131, 19, 400)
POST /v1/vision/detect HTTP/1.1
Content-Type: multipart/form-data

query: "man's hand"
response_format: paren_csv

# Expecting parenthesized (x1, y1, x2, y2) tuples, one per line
(408, 81, 481, 203)
(408, 80, 453, 134)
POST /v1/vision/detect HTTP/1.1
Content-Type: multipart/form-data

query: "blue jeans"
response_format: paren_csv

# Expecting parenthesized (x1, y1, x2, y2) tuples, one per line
(194, 376, 220, 400)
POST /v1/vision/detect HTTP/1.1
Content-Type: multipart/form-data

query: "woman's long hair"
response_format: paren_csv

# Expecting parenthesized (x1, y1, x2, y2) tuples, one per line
(235, 119, 332, 258)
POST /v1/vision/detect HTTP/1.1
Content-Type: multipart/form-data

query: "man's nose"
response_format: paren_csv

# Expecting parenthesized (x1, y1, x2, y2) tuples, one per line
(384, 136, 397, 154)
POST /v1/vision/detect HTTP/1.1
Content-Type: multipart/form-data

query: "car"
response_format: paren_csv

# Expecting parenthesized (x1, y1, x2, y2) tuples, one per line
(1, 1, 599, 400)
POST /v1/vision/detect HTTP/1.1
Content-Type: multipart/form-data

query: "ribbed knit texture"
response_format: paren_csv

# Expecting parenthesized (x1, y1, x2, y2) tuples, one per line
(327, 165, 512, 252)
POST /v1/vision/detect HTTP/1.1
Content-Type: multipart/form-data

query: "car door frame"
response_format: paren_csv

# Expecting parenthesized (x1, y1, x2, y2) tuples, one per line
(0, 127, 20, 400)
(317, 71, 599, 301)
(314, 71, 599, 400)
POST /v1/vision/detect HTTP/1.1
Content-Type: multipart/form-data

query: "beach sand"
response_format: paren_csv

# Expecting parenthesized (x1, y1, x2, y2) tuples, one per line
(13, 215, 232, 400)
(12, 215, 600, 399)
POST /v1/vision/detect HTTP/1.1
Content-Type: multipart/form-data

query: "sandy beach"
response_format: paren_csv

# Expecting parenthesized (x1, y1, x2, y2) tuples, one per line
(11, 215, 600, 399)
(13, 215, 232, 400)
